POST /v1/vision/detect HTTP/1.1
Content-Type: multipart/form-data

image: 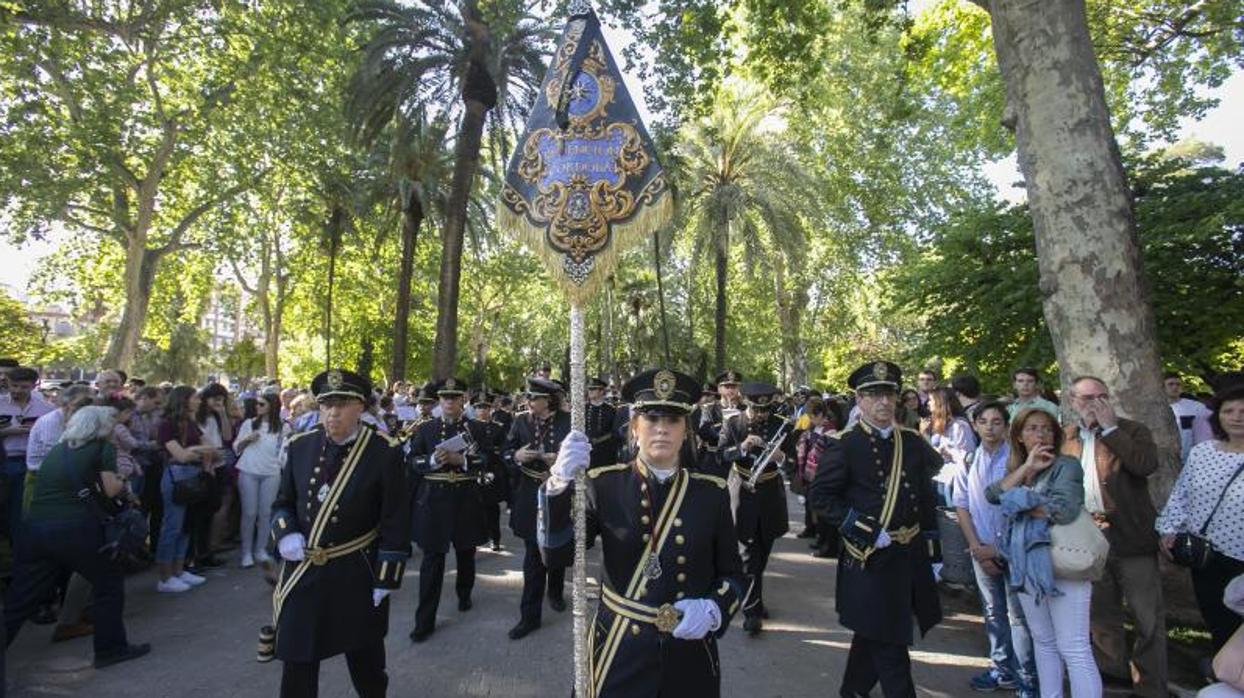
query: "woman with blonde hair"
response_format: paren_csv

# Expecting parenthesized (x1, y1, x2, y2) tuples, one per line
(987, 407, 1100, 698)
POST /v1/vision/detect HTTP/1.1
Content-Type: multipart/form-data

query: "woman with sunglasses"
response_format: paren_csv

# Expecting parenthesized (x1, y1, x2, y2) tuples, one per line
(234, 391, 289, 569)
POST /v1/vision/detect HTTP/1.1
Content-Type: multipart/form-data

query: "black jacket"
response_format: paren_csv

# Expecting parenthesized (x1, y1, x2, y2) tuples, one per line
(808, 422, 942, 644)
(270, 424, 411, 662)
(503, 410, 571, 540)
(406, 416, 489, 553)
(718, 411, 793, 545)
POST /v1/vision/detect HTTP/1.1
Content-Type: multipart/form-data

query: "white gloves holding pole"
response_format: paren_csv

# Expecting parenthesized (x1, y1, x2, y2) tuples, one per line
(672, 598, 721, 640)
(548, 431, 591, 491)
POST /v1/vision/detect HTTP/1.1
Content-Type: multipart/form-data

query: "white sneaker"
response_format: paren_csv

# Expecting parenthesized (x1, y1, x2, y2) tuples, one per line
(240, 554, 255, 569)
(178, 571, 207, 586)
(157, 578, 191, 593)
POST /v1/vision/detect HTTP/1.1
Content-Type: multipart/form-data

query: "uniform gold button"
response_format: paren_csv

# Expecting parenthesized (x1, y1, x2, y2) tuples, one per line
(677, 555, 686, 565)
(314, 467, 322, 474)
(310, 478, 317, 484)
(674, 518, 683, 527)
(331, 516, 339, 523)
(641, 515, 650, 525)
(903, 481, 910, 488)
(676, 572, 686, 582)
(630, 625, 641, 636)
(676, 592, 685, 600)
(642, 533, 651, 543)
(877, 471, 884, 477)
(675, 535, 685, 545)
(640, 500, 650, 508)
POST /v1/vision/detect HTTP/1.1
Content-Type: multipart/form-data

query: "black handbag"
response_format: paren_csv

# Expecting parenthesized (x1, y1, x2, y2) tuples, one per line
(172, 469, 214, 506)
(1171, 460, 1244, 570)
(76, 442, 150, 562)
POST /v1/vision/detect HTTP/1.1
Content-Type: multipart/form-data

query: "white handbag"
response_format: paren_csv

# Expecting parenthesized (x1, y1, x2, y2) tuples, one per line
(1048, 507, 1110, 581)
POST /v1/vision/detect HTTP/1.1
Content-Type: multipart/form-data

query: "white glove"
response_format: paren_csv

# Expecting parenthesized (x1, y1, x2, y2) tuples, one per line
(875, 530, 892, 549)
(671, 598, 721, 640)
(372, 588, 391, 607)
(550, 430, 591, 482)
(278, 532, 306, 562)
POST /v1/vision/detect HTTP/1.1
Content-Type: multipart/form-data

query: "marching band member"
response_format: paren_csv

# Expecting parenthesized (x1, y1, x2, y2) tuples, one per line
(540, 368, 744, 697)
(263, 369, 410, 698)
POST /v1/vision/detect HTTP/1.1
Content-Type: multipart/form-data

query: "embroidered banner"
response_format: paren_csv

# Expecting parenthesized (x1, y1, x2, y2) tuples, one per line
(499, 5, 671, 302)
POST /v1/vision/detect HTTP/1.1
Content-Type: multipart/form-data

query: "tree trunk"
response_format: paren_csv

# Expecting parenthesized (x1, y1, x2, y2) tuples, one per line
(391, 190, 423, 382)
(432, 99, 489, 380)
(325, 207, 344, 370)
(102, 241, 158, 371)
(713, 242, 728, 374)
(986, 0, 1180, 499)
(773, 255, 809, 389)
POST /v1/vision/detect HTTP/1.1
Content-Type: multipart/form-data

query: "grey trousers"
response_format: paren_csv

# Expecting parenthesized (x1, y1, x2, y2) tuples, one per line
(1091, 553, 1168, 698)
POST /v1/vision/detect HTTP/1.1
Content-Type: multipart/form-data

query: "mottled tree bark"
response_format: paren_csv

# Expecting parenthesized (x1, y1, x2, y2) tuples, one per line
(984, 0, 1180, 498)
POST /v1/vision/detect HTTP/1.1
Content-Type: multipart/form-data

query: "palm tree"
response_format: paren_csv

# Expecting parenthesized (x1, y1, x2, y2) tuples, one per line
(347, 0, 552, 379)
(675, 82, 822, 377)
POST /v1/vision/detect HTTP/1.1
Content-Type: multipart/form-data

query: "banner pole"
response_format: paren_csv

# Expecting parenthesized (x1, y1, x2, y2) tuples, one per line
(569, 302, 588, 697)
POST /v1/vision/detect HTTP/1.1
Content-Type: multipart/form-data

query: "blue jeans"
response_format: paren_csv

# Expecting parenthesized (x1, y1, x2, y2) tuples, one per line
(155, 464, 199, 564)
(973, 557, 1038, 689)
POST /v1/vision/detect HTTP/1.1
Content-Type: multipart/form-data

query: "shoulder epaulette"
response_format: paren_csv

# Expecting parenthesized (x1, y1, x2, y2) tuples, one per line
(689, 472, 727, 489)
(287, 428, 320, 444)
(588, 463, 629, 479)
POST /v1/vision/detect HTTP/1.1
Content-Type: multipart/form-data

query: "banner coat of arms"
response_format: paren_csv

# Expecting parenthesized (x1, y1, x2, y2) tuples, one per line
(499, 4, 672, 301)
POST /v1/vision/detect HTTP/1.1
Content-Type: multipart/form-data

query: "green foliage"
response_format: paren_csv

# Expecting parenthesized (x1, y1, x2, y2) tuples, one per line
(0, 291, 45, 362)
(888, 156, 1244, 391)
(132, 323, 211, 385)
(221, 338, 266, 383)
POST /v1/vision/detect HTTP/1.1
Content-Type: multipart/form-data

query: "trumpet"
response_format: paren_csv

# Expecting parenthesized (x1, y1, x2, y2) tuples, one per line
(743, 417, 794, 491)
(460, 427, 495, 485)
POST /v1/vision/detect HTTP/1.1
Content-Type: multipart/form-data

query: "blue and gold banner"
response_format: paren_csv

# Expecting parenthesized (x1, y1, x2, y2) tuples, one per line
(499, 3, 672, 303)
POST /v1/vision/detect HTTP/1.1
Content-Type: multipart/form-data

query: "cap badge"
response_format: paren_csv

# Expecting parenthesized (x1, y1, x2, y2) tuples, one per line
(872, 362, 888, 381)
(327, 370, 343, 390)
(446, 378, 457, 391)
(653, 370, 676, 400)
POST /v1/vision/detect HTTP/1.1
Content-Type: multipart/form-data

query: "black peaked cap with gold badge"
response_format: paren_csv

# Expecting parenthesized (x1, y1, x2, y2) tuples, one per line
(587, 376, 609, 390)
(526, 376, 564, 397)
(311, 368, 372, 403)
(739, 382, 780, 408)
(433, 377, 467, 396)
(622, 368, 700, 417)
(415, 381, 437, 404)
(847, 360, 903, 393)
(715, 369, 742, 387)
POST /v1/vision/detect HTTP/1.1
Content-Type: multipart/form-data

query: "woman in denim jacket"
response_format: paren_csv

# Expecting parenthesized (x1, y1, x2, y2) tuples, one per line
(987, 407, 1102, 698)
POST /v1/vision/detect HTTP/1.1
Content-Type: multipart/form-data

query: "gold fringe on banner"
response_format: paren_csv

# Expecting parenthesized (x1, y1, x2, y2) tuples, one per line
(497, 189, 673, 304)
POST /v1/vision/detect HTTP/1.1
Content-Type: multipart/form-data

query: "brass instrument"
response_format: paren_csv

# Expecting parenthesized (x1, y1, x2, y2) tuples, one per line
(743, 417, 794, 491)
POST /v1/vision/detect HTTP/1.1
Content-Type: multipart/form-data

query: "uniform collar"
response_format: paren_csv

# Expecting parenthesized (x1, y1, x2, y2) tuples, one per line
(859, 418, 894, 439)
(326, 426, 362, 446)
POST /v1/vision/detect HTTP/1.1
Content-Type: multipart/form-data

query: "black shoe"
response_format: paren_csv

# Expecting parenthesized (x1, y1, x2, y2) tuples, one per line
(760, 607, 770, 620)
(94, 643, 151, 669)
(409, 627, 433, 643)
(195, 556, 224, 570)
(797, 528, 816, 539)
(743, 617, 762, 636)
(548, 595, 566, 613)
(508, 620, 540, 640)
(458, 597, 472, 612)
(490, 541, 503, 552)
(31, 605, 57, 626)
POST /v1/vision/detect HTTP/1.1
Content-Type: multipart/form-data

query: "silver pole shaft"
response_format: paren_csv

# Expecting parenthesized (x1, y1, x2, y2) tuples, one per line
(569, 302, 588, 697)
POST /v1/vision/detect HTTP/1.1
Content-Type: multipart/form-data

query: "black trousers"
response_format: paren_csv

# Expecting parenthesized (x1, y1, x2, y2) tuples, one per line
(141, 459, 164, 553)
(4, 518, 128, 657)
(414, 544, 476, 632)
(1192, 552, 1244, 653)
(484, 504, 502, 544)
(841, 634, 915, 698)
(520, 539, 564, 624)
(280, 641, 387, 698)
(740, 537, 773, 619)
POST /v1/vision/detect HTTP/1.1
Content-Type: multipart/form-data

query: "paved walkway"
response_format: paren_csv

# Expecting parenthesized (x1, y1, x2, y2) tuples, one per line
(3, 493, 1190, 697)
